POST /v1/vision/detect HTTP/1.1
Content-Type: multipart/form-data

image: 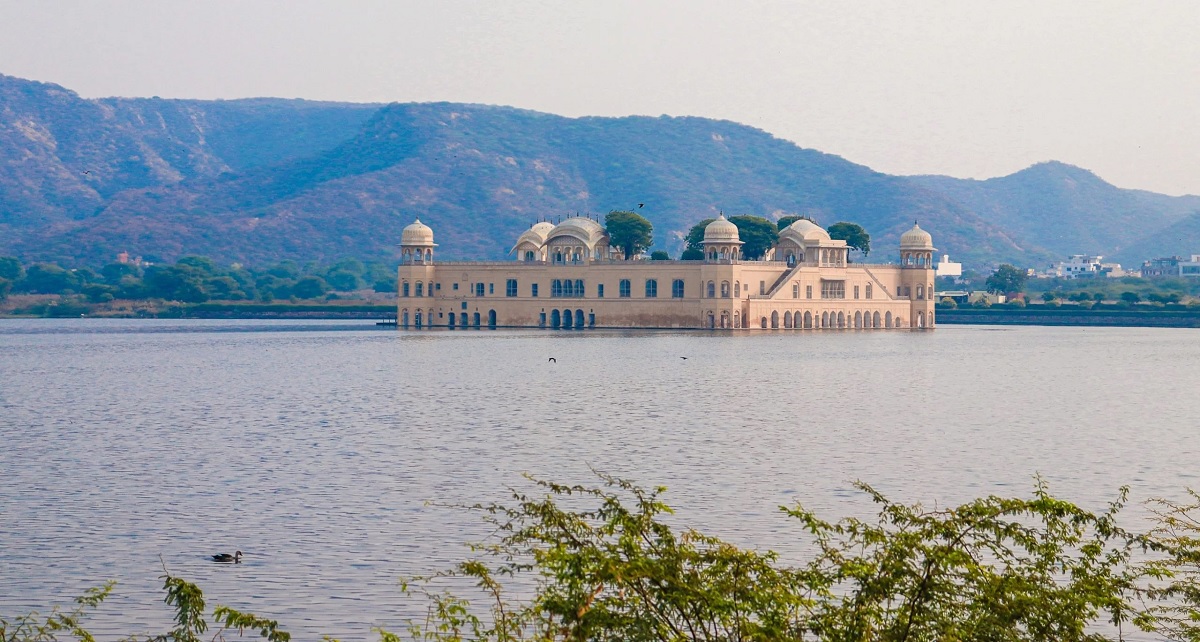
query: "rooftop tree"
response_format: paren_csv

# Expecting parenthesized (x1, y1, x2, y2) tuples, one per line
(728, 215, 779, 260)
(827, 221, 871, 257)
(605, 210, 653, 260)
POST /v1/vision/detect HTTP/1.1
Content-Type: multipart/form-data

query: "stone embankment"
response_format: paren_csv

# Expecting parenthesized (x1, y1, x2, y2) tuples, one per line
(937, 308, 1200, 328)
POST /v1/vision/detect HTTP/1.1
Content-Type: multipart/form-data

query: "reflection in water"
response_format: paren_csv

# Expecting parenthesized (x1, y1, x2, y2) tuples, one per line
(1, 320, 1198, 640)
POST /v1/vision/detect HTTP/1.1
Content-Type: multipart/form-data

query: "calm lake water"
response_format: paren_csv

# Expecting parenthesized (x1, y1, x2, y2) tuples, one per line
(2, 319, 1198, 639)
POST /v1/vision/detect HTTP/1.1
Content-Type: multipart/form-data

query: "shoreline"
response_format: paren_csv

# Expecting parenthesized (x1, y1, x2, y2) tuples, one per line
(937, 307, 1200, 328)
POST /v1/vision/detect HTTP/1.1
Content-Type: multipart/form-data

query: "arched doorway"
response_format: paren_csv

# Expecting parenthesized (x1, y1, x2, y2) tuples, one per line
(837, 312, 845, 328)
(562, 309, 573, 329)
(575, 309, 585, 328)
(488, 310, 497, 328)
(550, 309, 561, 328)
(473, 312, 481, 327)
(854, 311, 862, 328)
(760, 316, 767, 329)
(414, 311, 423, 327)
(448, 311, 456, 328)
(885, 311, 893, 328)
(821, 311, 829, 328)
(783, 311, 793, 329)
(873, 311, 881, 328)
(460, 312, 468, 327)
(804, 311, 812, 329)
(401, 310, 409, 327)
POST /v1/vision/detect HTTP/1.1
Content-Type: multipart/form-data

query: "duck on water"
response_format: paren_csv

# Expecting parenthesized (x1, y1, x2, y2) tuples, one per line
(212, 551, 242, 563)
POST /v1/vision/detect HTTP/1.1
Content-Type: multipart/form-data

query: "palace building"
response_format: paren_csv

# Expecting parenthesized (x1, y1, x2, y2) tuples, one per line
(396, 215, 937, 330)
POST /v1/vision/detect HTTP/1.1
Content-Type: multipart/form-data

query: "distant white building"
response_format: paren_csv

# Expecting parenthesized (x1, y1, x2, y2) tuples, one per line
(1047, 255, 1103, 278)
(935, 254, 962, 278)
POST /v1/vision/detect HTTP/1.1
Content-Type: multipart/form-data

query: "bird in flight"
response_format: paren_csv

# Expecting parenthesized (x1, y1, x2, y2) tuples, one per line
(548, 357, 557, 363)
(83, 170, 91, 175)
(680, 356, 688, 360)
(638, 203, 644, 208)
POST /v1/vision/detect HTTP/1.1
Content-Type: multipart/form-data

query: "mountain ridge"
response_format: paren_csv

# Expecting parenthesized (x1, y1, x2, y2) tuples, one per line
(2, 72, 1196, 269)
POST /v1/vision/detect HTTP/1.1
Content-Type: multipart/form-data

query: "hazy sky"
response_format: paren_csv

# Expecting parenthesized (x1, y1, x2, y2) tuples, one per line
(3, 1, 1198, 195)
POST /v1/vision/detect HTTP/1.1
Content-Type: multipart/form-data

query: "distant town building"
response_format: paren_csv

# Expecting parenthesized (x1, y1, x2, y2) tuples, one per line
(1185, 256, 1200, 278)
(396, 217, 938, 330)
(1143, 255, 1200, 278)
(1043, 255, 1127, 279)
(1047, 255, 1103, 278)
(935, 254, 962, 279)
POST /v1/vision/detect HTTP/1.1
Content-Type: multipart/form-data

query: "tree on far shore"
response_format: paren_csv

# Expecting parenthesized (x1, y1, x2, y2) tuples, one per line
(985, 264, 1028, 296)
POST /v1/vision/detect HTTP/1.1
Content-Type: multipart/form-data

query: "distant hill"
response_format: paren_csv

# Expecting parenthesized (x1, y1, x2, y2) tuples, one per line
(910, 162, 1200, 266)
(1, 72, 1196, 269)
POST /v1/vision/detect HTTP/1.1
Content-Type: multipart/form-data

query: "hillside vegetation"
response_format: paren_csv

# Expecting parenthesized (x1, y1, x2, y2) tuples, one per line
(2, 73, 1197, 269)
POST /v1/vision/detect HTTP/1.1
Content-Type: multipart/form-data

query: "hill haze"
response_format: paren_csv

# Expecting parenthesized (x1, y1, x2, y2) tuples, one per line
(2, 72, 1197, 269)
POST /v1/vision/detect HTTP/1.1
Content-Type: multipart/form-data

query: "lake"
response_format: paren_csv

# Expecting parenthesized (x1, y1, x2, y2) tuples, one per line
(2, 319, 1198, 639)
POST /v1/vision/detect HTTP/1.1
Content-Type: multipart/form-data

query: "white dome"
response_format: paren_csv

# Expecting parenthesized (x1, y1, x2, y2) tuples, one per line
(781, 218, 831, 243)
(900, 223, 934, 250)
(703, 214, 741, 243)
(510, 221, 556, 254)
(546, 217, 607, 246)
(401, 218, 435, 246)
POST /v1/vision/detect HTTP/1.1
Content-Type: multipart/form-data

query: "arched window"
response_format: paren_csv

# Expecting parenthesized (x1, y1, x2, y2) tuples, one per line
(563, 280, 574, 297)
(672, 279, 684, 298)
(866, 283, 873, 299)
(720, 281, 730, 297)
(645, 279, 658, 298)
(707, 281, 715, 298)
(524, 250, 535, 262)
(555, 251, 563, 264)
(619, 279, 631, 298)
(575, 280, 584, 296)
(734, 282, 741, 297)
(916, 285, 924, 299)
(402, 281, 410, 297)
(415, 282, 423, 297)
